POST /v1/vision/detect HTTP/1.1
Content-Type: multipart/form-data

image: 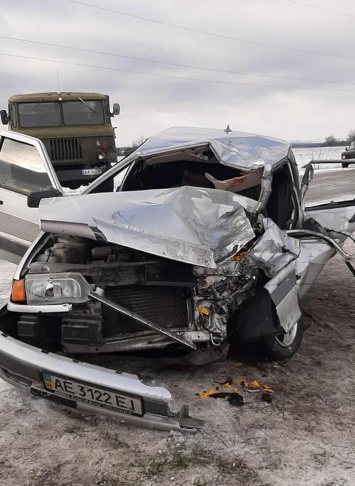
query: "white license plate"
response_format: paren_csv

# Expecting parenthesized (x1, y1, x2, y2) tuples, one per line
(82, 168, 104, 176)
(42, 373, 143, 416)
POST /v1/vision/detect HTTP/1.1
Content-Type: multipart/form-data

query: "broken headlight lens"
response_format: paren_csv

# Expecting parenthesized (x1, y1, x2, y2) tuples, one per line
(25, 273, 91, 305)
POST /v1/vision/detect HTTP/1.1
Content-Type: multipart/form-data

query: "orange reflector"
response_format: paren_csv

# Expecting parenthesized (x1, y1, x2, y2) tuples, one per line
(11, 279, 26, 303)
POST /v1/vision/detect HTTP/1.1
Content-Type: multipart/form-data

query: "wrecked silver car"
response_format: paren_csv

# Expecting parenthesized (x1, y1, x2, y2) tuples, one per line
(1, 127, 355, 431)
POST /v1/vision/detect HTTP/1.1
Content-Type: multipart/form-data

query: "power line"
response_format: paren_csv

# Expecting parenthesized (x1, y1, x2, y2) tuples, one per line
(63, 0, 352, 60)
(2, 50, 355, 92)
(284, 0, 355, 19)
(3, 34, 355, 86)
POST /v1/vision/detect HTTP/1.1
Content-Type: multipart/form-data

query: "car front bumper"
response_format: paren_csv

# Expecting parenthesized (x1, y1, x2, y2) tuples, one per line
(0, 319, 204, 432)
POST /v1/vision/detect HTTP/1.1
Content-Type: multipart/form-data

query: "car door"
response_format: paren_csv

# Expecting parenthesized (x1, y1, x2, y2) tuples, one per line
(0, 130, 63, 263)
(292, 162, 355, 298)
(301, 162, 355, 236)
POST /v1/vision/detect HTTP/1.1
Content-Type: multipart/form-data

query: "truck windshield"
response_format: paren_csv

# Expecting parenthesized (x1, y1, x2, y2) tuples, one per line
(63, 100, 104, 125)
(18, 100, 105, 128)
(18, 102, 61, 128)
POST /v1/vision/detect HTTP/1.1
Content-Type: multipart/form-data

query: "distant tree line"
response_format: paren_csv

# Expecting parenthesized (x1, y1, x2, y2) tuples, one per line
(292, 130, 355, 148)
(117, 136, 147, 156)
(323, 129, 355, 147)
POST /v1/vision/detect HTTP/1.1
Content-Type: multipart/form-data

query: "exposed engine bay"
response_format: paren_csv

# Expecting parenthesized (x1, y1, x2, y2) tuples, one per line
(20, 233, 259, 355)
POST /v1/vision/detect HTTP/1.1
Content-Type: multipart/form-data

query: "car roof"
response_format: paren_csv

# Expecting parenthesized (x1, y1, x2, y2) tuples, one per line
(134, 126, 291, 171)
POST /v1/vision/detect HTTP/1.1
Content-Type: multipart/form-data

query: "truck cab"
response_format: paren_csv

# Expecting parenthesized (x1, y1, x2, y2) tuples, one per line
(1, 92, 120, 189)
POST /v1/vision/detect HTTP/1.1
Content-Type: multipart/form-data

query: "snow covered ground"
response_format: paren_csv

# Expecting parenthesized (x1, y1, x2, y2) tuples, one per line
(293, 146, 345, 173)
(293, 145, 344, 164)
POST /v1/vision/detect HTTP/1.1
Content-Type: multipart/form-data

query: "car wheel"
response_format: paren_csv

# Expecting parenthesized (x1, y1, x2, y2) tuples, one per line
(342, 162, 349, 168)
(257, 319, 304, 361)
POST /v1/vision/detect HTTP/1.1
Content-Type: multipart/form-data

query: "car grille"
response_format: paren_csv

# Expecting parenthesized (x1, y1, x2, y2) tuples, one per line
(49, 138, 82, 161)
(102, 286, 189, 336)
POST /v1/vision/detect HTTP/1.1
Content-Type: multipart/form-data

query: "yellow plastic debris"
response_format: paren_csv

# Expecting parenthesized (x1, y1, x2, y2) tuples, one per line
(250, 380, 260, 389)
(199, 388, 218, 399)
(221, 382, 232, 389)
(198, 306, 210, 316)
(238, 379, 249, 388)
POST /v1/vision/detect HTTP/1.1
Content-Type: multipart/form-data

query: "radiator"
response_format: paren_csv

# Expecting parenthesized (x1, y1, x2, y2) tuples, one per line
(102, 286, 189, 336)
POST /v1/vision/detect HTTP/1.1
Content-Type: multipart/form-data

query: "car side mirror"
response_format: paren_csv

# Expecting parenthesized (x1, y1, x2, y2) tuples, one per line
(346, 147, 348, 151)
(27, 188, 63, 208)
(0, 110, 9, 125)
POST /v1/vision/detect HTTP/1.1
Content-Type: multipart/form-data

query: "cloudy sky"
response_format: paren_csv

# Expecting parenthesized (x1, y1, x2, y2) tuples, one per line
(1, 0, 355, 145)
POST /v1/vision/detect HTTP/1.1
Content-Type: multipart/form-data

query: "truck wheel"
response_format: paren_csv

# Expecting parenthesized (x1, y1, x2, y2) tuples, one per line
(257, 319, 304, 361)
(342, 162, 349, 168)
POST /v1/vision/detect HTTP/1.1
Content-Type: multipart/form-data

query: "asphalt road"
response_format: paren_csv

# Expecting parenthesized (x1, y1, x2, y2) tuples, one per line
(306, 167, 355, 204)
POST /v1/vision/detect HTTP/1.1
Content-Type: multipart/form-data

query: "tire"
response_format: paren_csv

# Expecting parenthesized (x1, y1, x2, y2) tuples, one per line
(257, 319, 304, 361)
(342, 162, 349, 168)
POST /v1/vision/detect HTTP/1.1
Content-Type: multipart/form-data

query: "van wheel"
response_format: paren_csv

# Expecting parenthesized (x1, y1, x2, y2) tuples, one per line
(257, 320, 304, 361)
(342, 162, 349, 168)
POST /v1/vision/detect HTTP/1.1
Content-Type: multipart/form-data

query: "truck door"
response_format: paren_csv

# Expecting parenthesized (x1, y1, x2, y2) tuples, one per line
(0, 130, 63, 263)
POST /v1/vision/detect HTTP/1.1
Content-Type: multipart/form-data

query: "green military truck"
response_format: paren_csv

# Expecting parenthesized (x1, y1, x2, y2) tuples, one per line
(0, 92, 120, 188)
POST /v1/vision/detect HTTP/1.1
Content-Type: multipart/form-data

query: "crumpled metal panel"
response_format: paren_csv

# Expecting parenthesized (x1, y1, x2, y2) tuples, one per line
(247, 218, 301, 277)
(306, 206, 355, 237)
(131, 127, 290, 171)
(209, 139, 288, 172)
(264, 262, 302, 333)
(295, 238, 335, 300)
(40, 186, 255, 269)
(192, 261, 258, 341)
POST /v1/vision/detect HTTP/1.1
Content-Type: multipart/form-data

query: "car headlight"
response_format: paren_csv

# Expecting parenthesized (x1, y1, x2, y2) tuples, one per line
(25, 273, 92, 305)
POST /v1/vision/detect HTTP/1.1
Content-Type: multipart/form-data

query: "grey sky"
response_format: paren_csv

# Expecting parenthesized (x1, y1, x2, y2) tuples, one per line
(1, 0, 355, 145)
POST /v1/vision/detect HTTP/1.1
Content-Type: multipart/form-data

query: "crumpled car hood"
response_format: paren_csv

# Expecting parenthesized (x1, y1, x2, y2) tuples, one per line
(39, 186, 256, 268)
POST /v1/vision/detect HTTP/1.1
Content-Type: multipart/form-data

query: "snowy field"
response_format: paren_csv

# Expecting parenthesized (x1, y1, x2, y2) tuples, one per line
(293, 146, 346, 176)
(293, 145, 344, 166)
(1, 146, 355, 486)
